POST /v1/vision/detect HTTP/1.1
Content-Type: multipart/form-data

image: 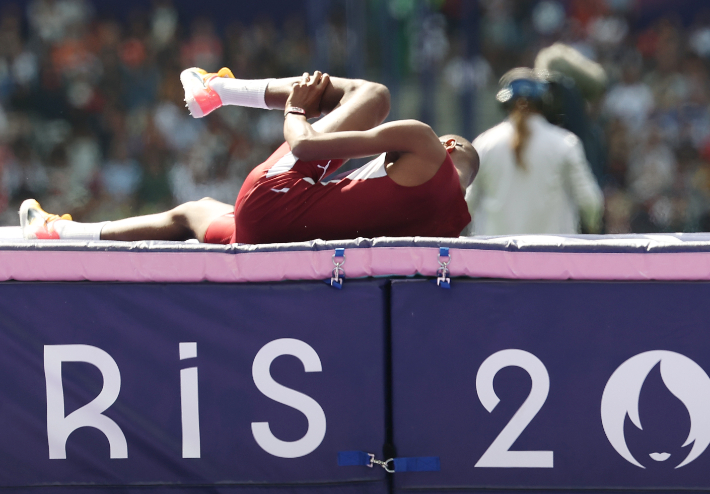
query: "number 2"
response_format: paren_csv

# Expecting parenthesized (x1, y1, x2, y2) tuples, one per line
(475, 349, 553, 468)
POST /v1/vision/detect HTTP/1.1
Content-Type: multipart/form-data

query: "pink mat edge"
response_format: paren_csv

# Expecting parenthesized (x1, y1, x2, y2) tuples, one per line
(2, 247, 710, 282)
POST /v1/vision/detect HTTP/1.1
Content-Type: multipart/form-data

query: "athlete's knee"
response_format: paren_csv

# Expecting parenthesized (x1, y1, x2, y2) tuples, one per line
(168, 202, 195, 229)
(173, 198, 220, 233)
(346, 79, 390, 117)
(350, 79, 389, 100)
(366, 82, 391, 121)
(349, 80, 390, 124)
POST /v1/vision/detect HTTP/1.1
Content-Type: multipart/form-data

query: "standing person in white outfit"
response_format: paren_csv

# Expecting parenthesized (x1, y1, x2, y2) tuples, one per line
(466, 68, 603, 235)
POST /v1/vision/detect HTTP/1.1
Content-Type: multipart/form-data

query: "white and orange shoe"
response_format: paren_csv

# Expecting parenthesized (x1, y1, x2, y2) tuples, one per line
(19, 199, 72, 240)
(180, 66, 234, 118)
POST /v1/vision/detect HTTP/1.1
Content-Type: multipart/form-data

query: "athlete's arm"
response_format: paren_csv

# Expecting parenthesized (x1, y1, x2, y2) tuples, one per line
(284, 71, 435, 160)
(283, 71, 446, 185)
(285, 117, 438, 160)
(287, 116, 446, 184)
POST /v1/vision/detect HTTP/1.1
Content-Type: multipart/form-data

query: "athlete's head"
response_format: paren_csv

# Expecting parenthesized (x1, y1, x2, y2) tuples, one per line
(439, 134, 479, 187)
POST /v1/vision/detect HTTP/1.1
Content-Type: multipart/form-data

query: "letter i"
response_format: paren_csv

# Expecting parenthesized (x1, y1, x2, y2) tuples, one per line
(180, 342, 200, 458)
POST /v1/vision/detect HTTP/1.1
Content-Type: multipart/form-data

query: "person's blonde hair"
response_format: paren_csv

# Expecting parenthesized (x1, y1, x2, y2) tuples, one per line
(510, 98, 531, 170)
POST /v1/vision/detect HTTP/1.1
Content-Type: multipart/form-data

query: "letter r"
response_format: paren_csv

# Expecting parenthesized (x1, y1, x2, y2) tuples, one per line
(44, 344, 127, 459)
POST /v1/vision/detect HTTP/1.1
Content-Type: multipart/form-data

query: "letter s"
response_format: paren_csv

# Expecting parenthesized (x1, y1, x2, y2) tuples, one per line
(251, 338, 326, 458)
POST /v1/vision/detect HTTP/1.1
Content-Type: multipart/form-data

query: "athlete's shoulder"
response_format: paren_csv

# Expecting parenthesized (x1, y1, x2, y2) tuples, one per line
(380, 119, 444, 162)
(385, 119, 439, 142)
(372, 119, 439, 148)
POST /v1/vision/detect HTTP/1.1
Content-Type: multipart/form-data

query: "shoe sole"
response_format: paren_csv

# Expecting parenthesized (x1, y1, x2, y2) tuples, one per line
(180, 68, 207, 118)
(19, 199, 37, 239)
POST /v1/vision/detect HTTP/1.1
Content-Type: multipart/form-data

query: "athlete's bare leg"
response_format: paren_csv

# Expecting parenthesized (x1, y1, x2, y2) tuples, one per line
(100, 198, 232, 242)
(105, 76, 388, 242)
(23, 72, 391, 243)
(264, 74, 391, 133)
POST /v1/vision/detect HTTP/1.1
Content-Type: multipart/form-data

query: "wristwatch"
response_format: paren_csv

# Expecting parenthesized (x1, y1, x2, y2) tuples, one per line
(285, 106, 307, 117)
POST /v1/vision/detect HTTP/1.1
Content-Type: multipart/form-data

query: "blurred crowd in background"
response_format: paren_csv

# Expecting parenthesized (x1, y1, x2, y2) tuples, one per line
(1, 0, 710, 234)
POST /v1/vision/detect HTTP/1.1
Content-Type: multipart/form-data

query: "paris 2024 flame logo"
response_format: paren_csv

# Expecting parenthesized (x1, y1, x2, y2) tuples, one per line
(601, 350, 710, 469)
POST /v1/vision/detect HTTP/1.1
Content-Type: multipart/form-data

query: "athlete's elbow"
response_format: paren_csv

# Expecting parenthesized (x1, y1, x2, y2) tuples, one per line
(290, 137, 318, 161)
(289, 137, 307, 159)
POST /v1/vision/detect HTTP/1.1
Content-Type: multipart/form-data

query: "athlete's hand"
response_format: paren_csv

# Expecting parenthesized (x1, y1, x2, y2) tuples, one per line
(286, 71, 330, 119)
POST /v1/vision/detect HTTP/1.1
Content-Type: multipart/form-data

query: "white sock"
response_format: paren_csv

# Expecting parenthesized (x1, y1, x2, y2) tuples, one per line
(53, 220, 109, 240)
(209, 77, 273, 109)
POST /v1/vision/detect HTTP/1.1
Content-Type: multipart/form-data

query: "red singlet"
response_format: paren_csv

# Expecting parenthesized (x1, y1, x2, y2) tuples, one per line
(203, 142, 471, 244)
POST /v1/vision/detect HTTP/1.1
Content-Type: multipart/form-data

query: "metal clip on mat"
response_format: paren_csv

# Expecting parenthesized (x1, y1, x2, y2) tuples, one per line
(327, 248, 345, 289)
(436, 247, 451, 288)
(337, 451, 440, 473)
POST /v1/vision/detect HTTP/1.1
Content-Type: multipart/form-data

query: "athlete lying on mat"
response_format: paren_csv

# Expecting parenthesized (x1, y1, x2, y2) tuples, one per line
(20, 70, 478, 244)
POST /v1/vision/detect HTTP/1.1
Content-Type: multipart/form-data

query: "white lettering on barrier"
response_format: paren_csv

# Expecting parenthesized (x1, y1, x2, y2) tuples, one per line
(251, 338, 327, 458)
(475, 349, 553, 468)
(41, 340, 710, 470)
(180, 342, 200, 458)
(44, 344, 127, 459)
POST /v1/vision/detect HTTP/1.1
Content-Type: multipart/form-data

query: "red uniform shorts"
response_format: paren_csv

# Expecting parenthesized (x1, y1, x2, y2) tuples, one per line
(203, 212, 237, 244)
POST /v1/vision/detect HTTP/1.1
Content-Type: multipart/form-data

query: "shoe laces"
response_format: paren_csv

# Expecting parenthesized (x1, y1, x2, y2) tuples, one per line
(199, 67, 235, 83)
(42, 213, 72, 225)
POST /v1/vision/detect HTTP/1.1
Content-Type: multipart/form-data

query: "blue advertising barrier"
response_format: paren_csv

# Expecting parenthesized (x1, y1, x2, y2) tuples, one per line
(390, 279, 710, 493)
(5, 235, 710, 493)
(0, 281, 388, 493)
